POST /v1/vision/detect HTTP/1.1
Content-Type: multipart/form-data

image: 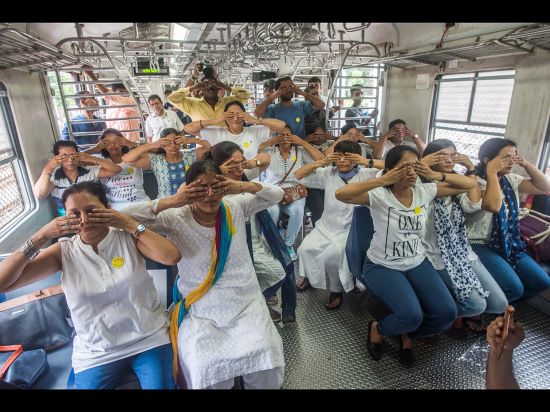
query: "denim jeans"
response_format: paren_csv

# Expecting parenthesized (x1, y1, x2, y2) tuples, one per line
(472, 245, 550, 302)
(437, 258, 508, 317)
(263, 268, 297, 318)
(73, 343, 174, 389)
(358, 257, 457, 338)
(268, 197, 306, 247)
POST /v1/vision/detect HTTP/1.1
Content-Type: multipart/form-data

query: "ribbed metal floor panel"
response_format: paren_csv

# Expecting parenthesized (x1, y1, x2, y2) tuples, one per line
(274, 285, 550, 389)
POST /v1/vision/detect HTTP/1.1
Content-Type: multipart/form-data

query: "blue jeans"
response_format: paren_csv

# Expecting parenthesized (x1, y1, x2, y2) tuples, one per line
(73, 343, 174, 389)
(268, 197, 306, 247)
(358, 258, 457, 338)
(437, 258, 508, 317)
(263, 268, 297, 318)
(472, 245, 550, 302)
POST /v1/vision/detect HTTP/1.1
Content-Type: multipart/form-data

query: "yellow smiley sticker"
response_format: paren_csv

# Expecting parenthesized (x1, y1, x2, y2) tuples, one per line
(111, 256, 125, 269)
(243, 141, 251, 148)
(127, 167, 134, 174)
(414, 206, 422, 215)
(185, 165, 190, 171)
(295, 117, 301, 123)
(291, 155, 297, 162)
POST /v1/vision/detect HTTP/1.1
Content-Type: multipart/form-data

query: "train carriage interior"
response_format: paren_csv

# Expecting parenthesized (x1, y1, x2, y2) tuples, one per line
(0, 22, 550, 389)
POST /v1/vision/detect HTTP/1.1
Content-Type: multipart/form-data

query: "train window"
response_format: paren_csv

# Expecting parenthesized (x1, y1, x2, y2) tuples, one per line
(46, 71, 77, 137)
(538, 116, 550, 175)
(429, 69, 515, 163)
(0, 82, 35, 237)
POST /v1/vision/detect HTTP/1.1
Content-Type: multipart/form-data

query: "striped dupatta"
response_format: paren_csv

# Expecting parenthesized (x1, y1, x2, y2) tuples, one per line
(169, 201, 236, 378)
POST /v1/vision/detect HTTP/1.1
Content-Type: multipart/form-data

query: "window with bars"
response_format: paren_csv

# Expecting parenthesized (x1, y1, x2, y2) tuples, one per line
(0, 82, 34, 237)
(429, 70, 515, 164)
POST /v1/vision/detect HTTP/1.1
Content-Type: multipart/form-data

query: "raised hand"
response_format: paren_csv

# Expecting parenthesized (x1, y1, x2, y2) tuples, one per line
(72, 152, 99, 167)
(220, 157, 244, 176)
(412, 160, 438, 180)
(88, 208, 137, 231)
(174, 135, 198, 146)
(487, 306, 525, 353)
(513, 153, 526, 167)
(344, 152, 367, 166)
(452, 152, 475, 170)
(212, 174, 242, 196)
(37, 214, 81, 239)
(324, 152, 341, 165)
(173, 179, 209, 206)
(486, 154, 511, 175)
(289, 135, 303, 146)
(381, 164, 412, 186)
(422, 149, 450, 167)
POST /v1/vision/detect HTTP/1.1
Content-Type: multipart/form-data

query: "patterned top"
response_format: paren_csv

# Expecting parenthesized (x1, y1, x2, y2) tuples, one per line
(262, 146, 314, 188)
(100, 162, 150, 210)
(149, 150, 196, 199)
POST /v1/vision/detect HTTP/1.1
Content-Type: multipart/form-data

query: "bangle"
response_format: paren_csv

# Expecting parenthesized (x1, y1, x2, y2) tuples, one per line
(440, 172, 446, 182)
(240, 181, 245, 194)
(95, 159, 100, 166)
(368, 158, 374, 168)
(258, 117, 263, 125)
(199, 120, 203, 128)
(18, 238, 40, 261)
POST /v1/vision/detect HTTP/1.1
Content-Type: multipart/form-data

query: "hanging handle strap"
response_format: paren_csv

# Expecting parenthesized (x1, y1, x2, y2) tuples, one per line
(0, 345, 23, 380)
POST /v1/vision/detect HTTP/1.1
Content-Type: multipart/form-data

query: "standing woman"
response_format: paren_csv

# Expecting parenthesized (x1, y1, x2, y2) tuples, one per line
(122, 128, 209, 199)
(123, 160, 285, 389)
(0, 181, 182, 389)
(85, 128, 150, 210)
(421, 139, 508, 327)
(294, 140, 382, 309)
(465, 138, 550, 302)
(259, 125, 324, 260)
(184, 100, 285, 161)
(336, 146, 475, 366)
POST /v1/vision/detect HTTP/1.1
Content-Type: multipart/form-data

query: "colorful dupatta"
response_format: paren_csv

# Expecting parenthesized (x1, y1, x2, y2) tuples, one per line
(169, 200, 236, 378)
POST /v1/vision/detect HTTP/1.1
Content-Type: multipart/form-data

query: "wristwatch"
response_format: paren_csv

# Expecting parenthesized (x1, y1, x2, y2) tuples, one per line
(134, 223, 146, 239)
(255, 159, 261, 168)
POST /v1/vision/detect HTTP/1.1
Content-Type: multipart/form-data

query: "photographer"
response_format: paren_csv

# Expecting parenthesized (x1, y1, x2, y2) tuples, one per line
(166, 65, 251, 127)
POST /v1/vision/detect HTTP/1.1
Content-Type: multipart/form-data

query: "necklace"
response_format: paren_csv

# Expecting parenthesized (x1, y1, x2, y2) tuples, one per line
(191, 206, 217, 226)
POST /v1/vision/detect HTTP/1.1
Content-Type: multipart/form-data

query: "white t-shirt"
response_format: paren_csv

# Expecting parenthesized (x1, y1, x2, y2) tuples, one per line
(200, 125, 271, 160)
(465, 173, 525, 243)
(367, 183, 437, 271)
(381, 139, 419, 159)
(146, 110, 184, 141)
(423, 194, 480, 270)
(100, 162, 150, 210)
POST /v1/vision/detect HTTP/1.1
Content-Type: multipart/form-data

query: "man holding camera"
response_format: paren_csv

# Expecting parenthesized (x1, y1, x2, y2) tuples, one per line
(167, 65, 251, 127)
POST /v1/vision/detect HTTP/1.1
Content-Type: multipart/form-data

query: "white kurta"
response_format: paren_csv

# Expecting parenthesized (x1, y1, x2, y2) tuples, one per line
(123, 183, 285, 389)
(59, 228, 170, 373)
(297, 167, 378, 292)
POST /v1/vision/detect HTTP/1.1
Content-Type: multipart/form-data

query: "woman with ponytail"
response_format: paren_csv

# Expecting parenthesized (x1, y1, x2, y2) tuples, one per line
(123, 160, 285, 389)
(464, 138, 550, 302)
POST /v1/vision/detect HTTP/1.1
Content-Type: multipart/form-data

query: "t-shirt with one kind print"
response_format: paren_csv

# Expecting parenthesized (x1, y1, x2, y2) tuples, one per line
(366, 182, 437, 271)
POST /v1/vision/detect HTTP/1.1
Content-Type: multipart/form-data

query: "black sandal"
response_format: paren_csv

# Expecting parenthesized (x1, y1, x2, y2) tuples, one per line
(397, 335, 414, 368)
(325, 292, 343, 310)
(366, 320, 382, 361)
(296, 277, 311, 292)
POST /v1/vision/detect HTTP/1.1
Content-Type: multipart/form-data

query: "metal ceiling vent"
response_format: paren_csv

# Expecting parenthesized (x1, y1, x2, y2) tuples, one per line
(118, 23, 170, 48)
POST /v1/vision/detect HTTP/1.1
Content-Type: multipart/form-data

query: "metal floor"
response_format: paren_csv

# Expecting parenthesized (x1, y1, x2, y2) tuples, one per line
(272, 277, 550, 389)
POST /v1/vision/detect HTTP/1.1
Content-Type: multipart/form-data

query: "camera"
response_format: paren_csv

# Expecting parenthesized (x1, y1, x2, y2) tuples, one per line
(202, 65, 216, 80)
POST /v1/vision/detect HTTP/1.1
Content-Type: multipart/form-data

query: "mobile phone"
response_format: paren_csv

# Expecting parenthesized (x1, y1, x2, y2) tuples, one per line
(496, 306, 514, 359)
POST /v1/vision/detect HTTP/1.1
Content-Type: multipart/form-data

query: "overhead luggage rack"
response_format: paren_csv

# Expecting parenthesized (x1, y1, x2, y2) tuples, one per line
(0, 28, 80, 71)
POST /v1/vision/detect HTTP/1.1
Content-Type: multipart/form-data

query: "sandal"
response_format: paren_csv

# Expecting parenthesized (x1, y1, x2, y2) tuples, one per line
(296, 277, 311, 292)
(464, 316, 486, 334)
(325, 292, 343, 310)
(397, 335, 414, 368)
(366, 320, 382, 361)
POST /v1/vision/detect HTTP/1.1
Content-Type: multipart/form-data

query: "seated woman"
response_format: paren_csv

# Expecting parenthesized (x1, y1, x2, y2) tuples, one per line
(34, 140, 122, 215)
(259, 125, 324, 260)
(184, 100, 285, 161)
(122, 128, 209, 199)
(209, 141, 296, 323)
(123, 160, 285, 389)
(0, 181, 181, 389)
(294, 141, 382, 309)
(336, 146, 476, 367)
(465, 138, 550, 302)
(421, 140, 507, 331)
(84, 128, 150, 210)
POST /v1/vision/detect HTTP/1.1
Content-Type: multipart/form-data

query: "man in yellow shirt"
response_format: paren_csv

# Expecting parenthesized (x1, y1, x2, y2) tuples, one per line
(167, 69, 251, 127)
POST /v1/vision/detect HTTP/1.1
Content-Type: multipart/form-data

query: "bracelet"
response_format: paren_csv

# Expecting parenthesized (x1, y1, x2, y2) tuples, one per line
(368, 158, 374, 168)
(440, 172, 446, 182)
(18, 238, 40, 261)
(240, 181, 245, 194)
(199, 120, 203, 128)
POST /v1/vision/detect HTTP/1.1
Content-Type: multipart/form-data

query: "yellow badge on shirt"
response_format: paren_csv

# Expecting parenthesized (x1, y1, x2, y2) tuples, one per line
(127, 167, 134, 174)
(292, 155, 297, 162)
(185, 165, 190, 171)
(111, 256, 125, 269)
(414, 206, 422, 215)
(243, 141, 251, 149)
(295, 117, 301, 123)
